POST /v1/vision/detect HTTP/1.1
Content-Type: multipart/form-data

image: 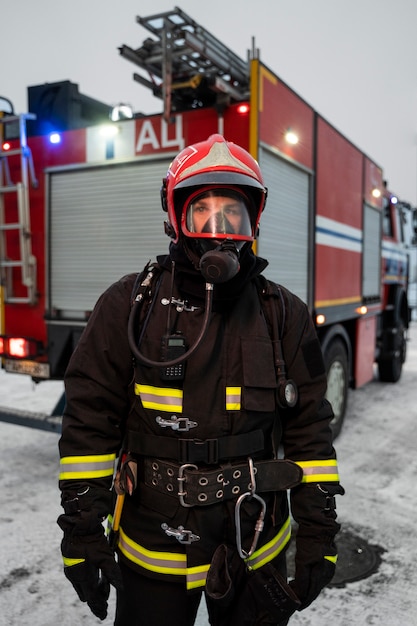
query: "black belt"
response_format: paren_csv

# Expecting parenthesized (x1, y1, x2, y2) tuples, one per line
(128, 429, 265, 464)
(143, 457, 303, 507)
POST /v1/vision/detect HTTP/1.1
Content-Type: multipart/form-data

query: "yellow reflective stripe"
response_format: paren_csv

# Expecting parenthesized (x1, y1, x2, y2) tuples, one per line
(135, 383, 183, 413)
(118, 528, 187, 575)
(296, 459, 340, 483)
(118, 528, 209, 588)
(246, 516, 291, 570)
(186, 564, 210, 590)
(63, 557, 85, 567)
(226, 386, 241, 410)
(59, 453, 116, 480)
(106, 514, 113, 536)
(325, 554, 338, 564)
(119, 520, 292, 585)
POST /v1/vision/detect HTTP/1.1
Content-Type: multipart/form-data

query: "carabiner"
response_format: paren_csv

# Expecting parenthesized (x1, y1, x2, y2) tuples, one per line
(235, 491, 267, 559)
(234, 458, 267, 559)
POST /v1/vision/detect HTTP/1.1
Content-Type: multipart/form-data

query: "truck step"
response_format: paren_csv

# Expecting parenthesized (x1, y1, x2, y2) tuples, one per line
(0, 406, 62, 433)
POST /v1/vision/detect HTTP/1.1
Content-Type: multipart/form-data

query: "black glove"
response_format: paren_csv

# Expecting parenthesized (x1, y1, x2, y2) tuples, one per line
(289, 536, 337, 610)
(58, 486, 123, 620)
(61, 530, 123, 620)
(289, 481, 344, 610)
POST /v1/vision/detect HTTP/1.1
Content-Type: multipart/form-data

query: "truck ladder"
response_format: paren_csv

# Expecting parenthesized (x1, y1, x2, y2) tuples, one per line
(0, 112, 38, 304)
(119, 6, 250, 119)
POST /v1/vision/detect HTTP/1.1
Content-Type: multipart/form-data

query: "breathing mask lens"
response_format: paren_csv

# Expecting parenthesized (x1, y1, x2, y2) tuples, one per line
(183, 189, 252, 242)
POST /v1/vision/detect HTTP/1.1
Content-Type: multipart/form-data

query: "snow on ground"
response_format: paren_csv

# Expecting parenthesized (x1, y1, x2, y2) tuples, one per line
(0, 323, 417, 625)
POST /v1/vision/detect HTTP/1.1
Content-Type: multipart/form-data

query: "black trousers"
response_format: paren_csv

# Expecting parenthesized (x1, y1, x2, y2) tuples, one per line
(114, 563, 202, 626)
(114, 562, 291, 626)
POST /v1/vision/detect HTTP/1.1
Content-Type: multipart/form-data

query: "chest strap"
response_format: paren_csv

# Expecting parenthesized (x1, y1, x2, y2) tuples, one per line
(127, 429, 265, 465)
(142, 457, 303, 507)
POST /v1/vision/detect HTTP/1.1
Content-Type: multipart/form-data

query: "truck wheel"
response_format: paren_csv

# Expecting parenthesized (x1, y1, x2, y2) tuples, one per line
(324, 339, 348, 439)
(378, 320, 407, 383)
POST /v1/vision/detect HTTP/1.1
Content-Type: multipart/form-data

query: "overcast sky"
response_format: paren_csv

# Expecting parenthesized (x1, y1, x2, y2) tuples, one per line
(2, 0, 417, 204)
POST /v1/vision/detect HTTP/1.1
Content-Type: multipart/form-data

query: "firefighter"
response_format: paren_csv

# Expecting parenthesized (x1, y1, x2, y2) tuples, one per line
(58, 134, 344, 625)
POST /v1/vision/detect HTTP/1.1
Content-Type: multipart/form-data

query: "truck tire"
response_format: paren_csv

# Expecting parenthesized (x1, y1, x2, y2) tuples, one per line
(378, 319, 407, 383)
(324, 338, 348, 439)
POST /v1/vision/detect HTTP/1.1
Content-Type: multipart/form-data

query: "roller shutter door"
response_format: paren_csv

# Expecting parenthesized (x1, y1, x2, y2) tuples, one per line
(258, 148, 310, 304)
(363, 203, 382, 299)
(48, 159, 171, 316)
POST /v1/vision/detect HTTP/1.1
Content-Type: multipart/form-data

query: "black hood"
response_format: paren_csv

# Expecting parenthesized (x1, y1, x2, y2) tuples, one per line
(157, 241, 269, 308)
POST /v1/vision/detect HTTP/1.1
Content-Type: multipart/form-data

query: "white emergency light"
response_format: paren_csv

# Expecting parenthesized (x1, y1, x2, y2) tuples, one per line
(100, 125, 119, 138)
(49, 132, 61, 144)
(285, 129, 299, 145)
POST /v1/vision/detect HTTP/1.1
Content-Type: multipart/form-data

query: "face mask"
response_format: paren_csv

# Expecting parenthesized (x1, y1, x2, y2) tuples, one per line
(184, 189, 253, 242)
(181, 188, 254, 283)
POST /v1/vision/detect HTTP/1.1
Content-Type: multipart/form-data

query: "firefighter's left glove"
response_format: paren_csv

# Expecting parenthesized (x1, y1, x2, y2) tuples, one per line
(289, 536, 337, 610)
(289, 481, 345, 610)
(61, 530, 123, 620)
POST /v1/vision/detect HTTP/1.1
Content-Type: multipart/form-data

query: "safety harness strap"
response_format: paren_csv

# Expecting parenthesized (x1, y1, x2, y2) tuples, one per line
(127, 429, 265, 465)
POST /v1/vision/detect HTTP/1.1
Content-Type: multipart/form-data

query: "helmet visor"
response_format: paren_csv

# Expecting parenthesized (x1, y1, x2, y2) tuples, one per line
(182, 188, 253, 242)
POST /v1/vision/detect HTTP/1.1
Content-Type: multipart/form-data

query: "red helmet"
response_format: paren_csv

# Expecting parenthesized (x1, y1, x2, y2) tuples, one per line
(161, 134, 267, 245)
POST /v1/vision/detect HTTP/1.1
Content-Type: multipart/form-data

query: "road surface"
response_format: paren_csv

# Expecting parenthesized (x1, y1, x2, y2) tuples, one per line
(0, 322, 416, 625)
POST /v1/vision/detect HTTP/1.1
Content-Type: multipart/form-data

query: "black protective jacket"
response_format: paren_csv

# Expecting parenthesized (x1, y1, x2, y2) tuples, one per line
(59, 247, 342, 592)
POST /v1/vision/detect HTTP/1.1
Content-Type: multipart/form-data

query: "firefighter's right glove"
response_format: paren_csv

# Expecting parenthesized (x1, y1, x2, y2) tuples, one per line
(57, 486, 123, 620)
(61, 530, 123, 620)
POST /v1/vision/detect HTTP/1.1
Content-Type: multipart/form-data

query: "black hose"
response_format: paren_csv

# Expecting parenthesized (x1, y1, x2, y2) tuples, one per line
(128, 283, 214, 368)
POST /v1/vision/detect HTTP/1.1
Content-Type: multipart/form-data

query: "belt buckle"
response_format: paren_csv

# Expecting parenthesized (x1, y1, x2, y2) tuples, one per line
(177, 463, 197, 507)
(178, 438, 219, 464)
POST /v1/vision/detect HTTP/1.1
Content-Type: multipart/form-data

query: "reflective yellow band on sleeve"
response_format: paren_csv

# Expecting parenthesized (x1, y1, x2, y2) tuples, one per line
(63, 557, 85, 567)
(325, 554, 338, 564)
(135, 383, 183, 413)
(295, 459, 340, 483)
(59, 453, 116, 480)
(226, 386, 241, 411)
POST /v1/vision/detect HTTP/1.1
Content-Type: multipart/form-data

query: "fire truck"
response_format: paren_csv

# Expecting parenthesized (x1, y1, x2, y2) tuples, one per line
(1, 7, 416, 435)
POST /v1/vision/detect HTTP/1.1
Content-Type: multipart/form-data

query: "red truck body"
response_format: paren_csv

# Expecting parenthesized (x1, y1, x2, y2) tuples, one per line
(1, 8, 414, 434)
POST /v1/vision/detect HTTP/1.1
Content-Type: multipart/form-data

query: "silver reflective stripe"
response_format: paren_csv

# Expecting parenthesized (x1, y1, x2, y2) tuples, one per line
(135, 383, 183, 413)
(59, 453, 116, 480)
(226, 386, 241, 410)
(118, 528, 187, 575)
(118, 518, 291, 587)
(186, 565, 210, 590)
(295, 459, 339, 483)
(119, 527, 209, 590)
(246, 516, 291, 570)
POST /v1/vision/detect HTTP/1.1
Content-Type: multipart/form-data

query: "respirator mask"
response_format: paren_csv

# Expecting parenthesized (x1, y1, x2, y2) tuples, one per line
(182, 188, 254, 283)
